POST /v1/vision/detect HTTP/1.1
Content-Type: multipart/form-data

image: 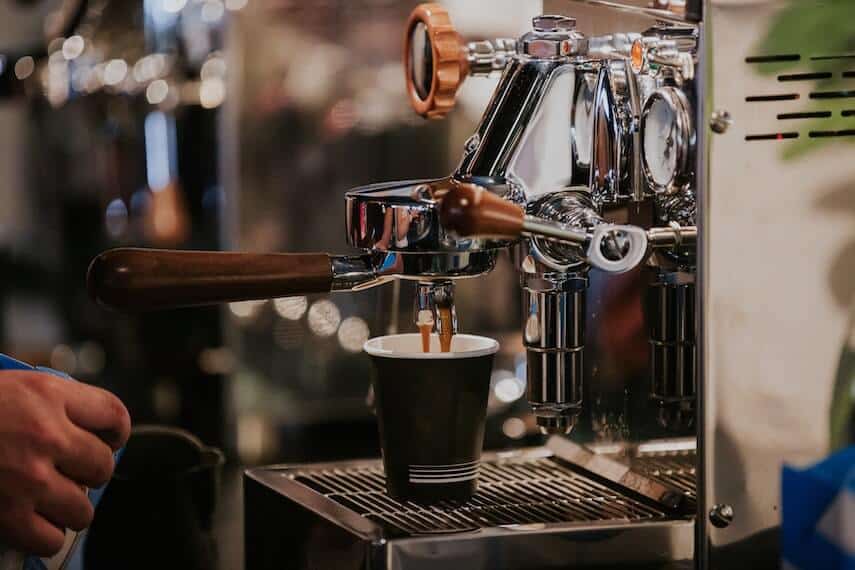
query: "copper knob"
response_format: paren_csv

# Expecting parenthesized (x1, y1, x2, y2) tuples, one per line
(404, 3, 469, 119)
(439, 183, 524, 238)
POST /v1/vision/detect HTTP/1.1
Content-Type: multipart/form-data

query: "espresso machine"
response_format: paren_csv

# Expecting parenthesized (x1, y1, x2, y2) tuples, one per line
(87, 0, 854, 567)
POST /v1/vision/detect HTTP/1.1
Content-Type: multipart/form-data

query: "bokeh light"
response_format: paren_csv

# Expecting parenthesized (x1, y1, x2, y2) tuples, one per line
(103, 59, 128, 86)
(492, 370, 526, 403)
(14, 57, 35, 80)
(199, 77, 226, 108)
(62, 36, 85, 60)
(199, 347, 236, 374)
(105, 198, 128, 238)
(229, 300, 266, 320)
(163, 0, 187, 13)
(307, 300, 340, 337)
(502, 417, 527, 439)
(146, 79, 170, 104)
(273, 296, 307, 320)
(78, 341, 106, 375)
(200, 55, 226, 80)
(201, 0, 225, 23)
(50, 344, 77, 374)
(337, 316, 370, 352)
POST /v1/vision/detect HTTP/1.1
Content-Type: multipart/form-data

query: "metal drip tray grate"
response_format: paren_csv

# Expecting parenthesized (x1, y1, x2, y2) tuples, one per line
(632, 450, 696, 500)
(291, 454, 672, 536)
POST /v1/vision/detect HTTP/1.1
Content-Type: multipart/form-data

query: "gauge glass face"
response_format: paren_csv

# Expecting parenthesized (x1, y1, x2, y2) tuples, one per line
(409, 22, 432, 101)
(643, 92, 681, 189)
(572, 77, 594, 168)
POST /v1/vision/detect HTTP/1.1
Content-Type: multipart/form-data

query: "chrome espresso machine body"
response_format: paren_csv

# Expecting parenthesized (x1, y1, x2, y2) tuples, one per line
(240, 4, 706, 568)
(244, 0, 855, 567)
(349, 2, 702, 435)
(87, 0, 853, 567)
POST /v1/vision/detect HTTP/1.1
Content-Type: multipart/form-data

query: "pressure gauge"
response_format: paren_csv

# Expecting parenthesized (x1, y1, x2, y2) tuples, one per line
(640, 87, 694, 193)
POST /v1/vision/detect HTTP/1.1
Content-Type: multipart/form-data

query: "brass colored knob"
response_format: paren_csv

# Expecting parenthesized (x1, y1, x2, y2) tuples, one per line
(404, 3, 469, 119)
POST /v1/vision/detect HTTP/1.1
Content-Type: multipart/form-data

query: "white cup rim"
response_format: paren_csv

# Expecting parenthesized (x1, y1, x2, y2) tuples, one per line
(363, 333, 499, 359)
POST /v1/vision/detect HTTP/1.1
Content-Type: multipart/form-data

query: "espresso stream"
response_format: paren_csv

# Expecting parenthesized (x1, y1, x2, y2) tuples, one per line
(418, 321, 432, 353)
(417, 309, 454, 353)
(437, 306, 453, 352)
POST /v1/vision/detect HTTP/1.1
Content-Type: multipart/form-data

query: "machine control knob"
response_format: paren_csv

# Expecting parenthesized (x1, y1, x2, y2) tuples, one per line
(532, 15, 576, 32)
(404, 3, 469, 119)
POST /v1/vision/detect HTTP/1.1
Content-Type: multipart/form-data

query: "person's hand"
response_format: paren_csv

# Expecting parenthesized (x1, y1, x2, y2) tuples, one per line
(0, 371, 131, 556)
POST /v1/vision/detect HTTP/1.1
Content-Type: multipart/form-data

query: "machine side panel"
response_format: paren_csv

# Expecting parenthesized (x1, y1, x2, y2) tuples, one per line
(704, 0, 854, 566)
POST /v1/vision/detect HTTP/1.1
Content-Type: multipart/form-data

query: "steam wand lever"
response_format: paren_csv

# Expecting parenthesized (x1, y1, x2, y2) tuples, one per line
(439, 184, 690, 274)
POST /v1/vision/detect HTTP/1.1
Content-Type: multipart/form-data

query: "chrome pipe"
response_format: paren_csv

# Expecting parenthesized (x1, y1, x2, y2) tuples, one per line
(455, 57, 570, 184)
(522, 271, 588, 434)
(519, 220, 698, 253)
(646, 274, 696, 430)
(647, 225, 698, 248)
(522, 218, 589, 246)
(466, 39, 516, 76)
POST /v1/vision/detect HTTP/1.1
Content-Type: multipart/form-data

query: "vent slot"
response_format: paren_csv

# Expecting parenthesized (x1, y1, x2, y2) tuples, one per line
(745, 54, 800, 63)
(810, 90, 855, 100)
(808, 130, 855, 138)
(745, 133, 799, 141)
(778, 72, 832, 82)
(777, 111, 832, 120)
(744, 49, 855, 143)
(811, 54, 855, 61)
(746, 94, 800, 102)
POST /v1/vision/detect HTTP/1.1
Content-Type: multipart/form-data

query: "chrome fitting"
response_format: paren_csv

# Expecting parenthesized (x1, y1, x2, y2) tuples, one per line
(415, 280, 458, 335)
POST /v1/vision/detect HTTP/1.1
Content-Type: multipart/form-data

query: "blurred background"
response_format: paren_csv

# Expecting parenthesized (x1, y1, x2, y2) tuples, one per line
(0, 0, 543, 567)
(4, 0, 851, 567)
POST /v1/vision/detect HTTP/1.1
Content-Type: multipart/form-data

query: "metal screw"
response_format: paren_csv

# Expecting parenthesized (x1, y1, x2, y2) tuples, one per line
(709, 504, 734, 528)
(709, 110, 732, 134)
(464, 133, 481, 154)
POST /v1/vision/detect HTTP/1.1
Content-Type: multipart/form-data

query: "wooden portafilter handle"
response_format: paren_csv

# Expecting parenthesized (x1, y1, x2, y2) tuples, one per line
(438, 183, 525, 238)
(87, 248, 334, 312)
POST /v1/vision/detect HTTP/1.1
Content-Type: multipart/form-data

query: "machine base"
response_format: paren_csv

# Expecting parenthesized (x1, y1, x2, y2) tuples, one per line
(244, 446, 695, 569)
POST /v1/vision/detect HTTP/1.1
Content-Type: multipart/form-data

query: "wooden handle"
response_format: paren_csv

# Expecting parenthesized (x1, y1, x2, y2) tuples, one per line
(87, 248, 333, 312)
(438, 183, 525, 238)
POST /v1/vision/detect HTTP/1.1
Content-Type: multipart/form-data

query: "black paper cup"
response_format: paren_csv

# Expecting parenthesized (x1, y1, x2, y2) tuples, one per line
(364, 333, 499, 504)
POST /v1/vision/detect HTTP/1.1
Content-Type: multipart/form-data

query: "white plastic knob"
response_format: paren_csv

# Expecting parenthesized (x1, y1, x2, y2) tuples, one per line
(586, 225, 649, 273)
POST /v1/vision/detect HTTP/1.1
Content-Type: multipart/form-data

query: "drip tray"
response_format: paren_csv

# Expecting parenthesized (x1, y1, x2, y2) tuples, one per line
(245, 445, 696, 570)
(628, 449, 696, 501)
(293, 452, 672, 535)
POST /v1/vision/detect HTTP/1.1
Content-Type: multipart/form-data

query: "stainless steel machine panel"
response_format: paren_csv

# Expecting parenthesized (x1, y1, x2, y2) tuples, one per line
(701, 0, 855, 566)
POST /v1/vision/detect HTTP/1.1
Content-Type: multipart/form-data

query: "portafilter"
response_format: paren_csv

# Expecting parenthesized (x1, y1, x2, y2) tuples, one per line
(87, 178, 518, 330)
